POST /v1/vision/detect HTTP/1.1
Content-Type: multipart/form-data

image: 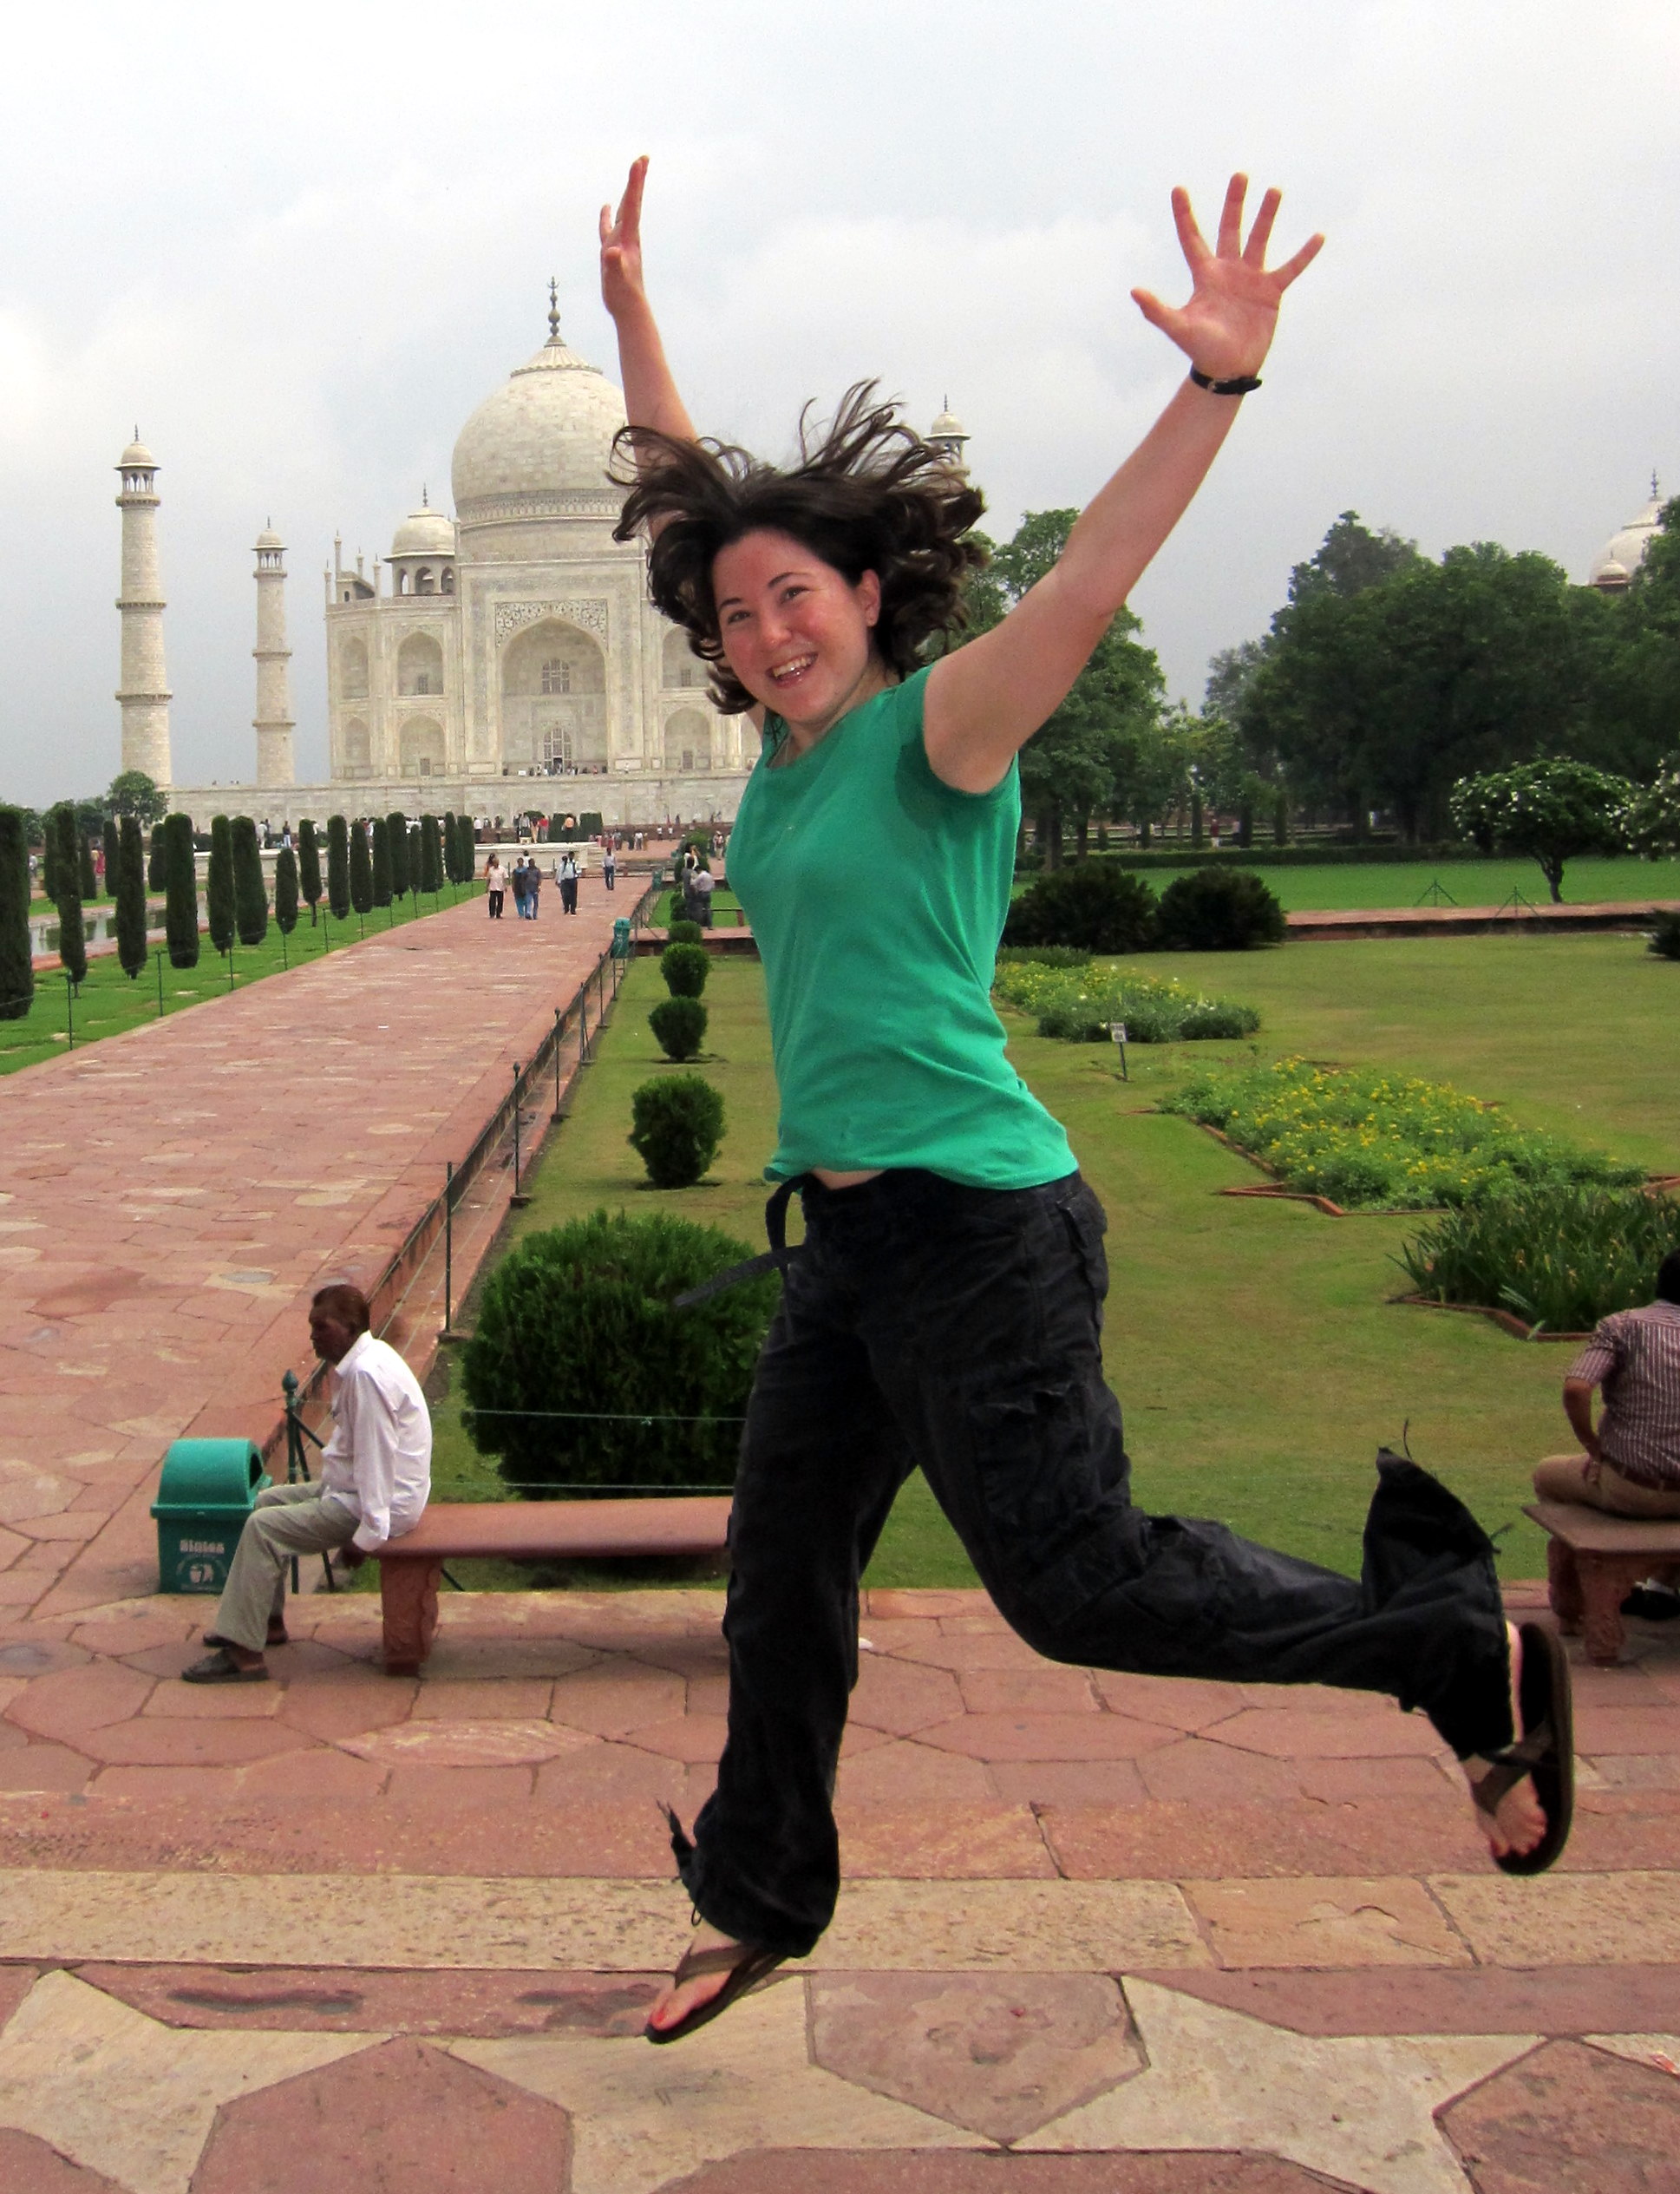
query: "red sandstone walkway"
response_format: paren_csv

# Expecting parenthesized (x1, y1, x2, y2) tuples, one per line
(0, 884, 627, 1624)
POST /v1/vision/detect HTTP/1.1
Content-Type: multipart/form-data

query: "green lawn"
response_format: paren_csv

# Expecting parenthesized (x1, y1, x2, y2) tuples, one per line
(430, 928, 1678, 1589)
(2, 886, 483, 1077)
(1116, 855, 1680, 913)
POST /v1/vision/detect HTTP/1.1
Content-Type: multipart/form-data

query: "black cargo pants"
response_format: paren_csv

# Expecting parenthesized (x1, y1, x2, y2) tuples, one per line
(674, 1169, 1513, 1958)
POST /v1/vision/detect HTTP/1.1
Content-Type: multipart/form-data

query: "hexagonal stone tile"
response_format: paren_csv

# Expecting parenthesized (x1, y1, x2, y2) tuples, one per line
(810, 1972, 1143, 2143)
(1440, 2035, 1680, 2191)
(0, 2127, 128, 2190)
(655, 2153, 1351, 2191)
(190, 2035, 570, 2191)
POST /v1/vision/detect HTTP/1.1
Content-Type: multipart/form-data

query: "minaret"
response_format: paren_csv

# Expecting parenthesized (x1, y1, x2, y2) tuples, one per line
(927, 397, 971, 475)
(252, 523, 295, 786)
(114, 433, 173, 787)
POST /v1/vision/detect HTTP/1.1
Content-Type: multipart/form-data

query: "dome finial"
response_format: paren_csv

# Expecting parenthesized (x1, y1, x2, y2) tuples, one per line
(547, 277, 560, 342)
(422, 483, 428, 507)
(1655, 468, 1663, 501)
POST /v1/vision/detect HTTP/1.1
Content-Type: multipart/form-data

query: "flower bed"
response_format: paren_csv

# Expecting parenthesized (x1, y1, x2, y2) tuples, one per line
(991, 959, 1260, 1044)
(1398, 1182, 1680, 1332)
(1160, 1057, 1643, 1212)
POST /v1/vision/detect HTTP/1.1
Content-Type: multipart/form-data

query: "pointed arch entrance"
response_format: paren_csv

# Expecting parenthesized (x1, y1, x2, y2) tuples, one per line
(501, 619, 607, 776)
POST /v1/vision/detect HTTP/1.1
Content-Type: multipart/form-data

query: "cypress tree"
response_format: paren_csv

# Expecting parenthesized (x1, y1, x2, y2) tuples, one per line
(232, 816, 268, 946)
(386, 810, 409, 901)
(443, 811, 462, 886)
(78, 832, 96, 902)
(206, 815, 235, 954)
(115, 815, 147, 979)
(349, 819, 374, 916)
(101, 816, 121, 900)
(275, 846, 299, 933)
(299, 818, 323, 922)
(163, 812, 199, 968)
(371, 816, 393, 908)
(419, 814, 442, 894)
(326, 815, 350, 920)
(408, 826, 422, 904)
(54, 806, 87, 988)
(147, 822, 166, 892)
(456, 814, 476, 882)
(42, 805, 60, 902)
(0, 806, 32, 1021)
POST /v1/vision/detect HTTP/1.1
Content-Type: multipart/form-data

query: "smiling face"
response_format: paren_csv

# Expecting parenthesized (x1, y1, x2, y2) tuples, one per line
(711, 528, 884, 734)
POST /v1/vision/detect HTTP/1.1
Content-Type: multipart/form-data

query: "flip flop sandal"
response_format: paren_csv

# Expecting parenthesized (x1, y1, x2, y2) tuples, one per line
(203, 1624, 289, 1648)
(644, 1937, 787, 2046)
(180, 1649, 269, 1686)
(1472, 1620, 1573, 1876)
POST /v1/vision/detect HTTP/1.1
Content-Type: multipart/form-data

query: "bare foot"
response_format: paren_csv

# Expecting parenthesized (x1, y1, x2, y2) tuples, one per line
(645, 1922, 740, 2035)
(1462, 1621, 1546, 1861)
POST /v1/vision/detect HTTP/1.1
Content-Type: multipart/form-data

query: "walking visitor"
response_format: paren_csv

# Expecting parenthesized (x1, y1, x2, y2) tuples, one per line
(598, 154, 1575, 2047)
(559, 849, 580, 914)
(485, 855, 506, 920)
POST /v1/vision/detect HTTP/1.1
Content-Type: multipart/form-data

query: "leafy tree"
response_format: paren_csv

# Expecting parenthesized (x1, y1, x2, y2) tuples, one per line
(101, 816, 120, 899)
(386, 811, 410, 900)
(299, 818, 323, 921)
(419, 814, 443, 894)
(349, 818, 374, 916)
(0, 806, 33, 1021)
(53, 804, 87, 987)
(114, 815, 148, 978)
(1449, 760, 1632, 901)
(163, 813, 199, 967)
(147, 822, 166, 892)
(274, 845, 300, 935)
(370, 817, 393, 908)
(326, 815, 350, 920)
(206, 815, 235, 953)
(1625, 756, 1680, 857)
(231, 816, 268, 946)
(1285, 509, 1423, 605)
(106, 770, 167, 824)
(1203, 638, 1270, 725)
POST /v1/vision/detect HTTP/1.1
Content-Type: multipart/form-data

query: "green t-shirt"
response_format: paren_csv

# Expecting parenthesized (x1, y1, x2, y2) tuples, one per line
(726, 665, 1075, 1189)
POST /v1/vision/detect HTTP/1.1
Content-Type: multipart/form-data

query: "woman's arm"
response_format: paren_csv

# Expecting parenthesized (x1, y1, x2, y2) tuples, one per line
(924, 176, 1322, 796)
(600, 156, 697, 442)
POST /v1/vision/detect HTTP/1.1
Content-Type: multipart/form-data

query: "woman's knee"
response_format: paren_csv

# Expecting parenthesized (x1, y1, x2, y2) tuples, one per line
(1533, 1453, 1594, 1504)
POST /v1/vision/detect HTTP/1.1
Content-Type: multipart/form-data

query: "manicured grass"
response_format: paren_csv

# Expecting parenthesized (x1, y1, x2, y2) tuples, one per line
(0, 885, 484, 1077)
(440, 929, 1678, 1588)
(1123, 855, 1680, 912)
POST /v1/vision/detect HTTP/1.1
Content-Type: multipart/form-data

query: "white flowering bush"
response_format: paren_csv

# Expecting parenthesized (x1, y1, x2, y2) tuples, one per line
(991, 959, 1259, 1044)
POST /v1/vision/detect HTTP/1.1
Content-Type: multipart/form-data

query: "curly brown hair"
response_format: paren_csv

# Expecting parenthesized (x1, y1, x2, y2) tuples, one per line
(611, 383, 987, 714)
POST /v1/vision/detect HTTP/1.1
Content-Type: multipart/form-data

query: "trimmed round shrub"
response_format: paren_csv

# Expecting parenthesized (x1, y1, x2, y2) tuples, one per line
(668, 919, 704, 946)
(650, 995, 709, 1061)
(1156, 868, 1285, 951)
(1646, 909, 1680, 961)
(660, 940, 710, 998)
(630, 1072, 724, 1187)
(1002, 864, 1159, 953)
(461, 1208, 776, 1496)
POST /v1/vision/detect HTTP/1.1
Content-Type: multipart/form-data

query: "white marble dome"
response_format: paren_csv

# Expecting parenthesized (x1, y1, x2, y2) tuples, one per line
(1589, 484, 1664, 590)
(390, 503, 456, 558)
(450, 321, 627, 525)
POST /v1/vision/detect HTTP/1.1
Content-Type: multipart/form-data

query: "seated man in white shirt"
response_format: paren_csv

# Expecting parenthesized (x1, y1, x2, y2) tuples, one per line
(182, 1283, 432, 1684)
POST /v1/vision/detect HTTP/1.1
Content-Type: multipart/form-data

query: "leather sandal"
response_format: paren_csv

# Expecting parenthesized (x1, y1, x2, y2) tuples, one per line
(1471, 1620, 1573, 1876)
(644, 1936, 787, 2045)
(180, 1647, 269, 1686)
(204, 1622, 288, 1648)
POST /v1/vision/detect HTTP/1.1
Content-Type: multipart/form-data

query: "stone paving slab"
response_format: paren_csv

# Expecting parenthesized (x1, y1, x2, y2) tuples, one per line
(0, 886, 626, 1625)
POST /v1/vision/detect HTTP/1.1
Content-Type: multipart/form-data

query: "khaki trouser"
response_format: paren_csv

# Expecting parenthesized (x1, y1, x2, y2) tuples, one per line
(211, 1483, 360, 1650)
(1534, 1452, 1680, 1520)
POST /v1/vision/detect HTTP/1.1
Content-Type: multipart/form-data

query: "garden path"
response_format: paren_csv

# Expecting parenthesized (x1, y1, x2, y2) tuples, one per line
(0, 879, 629, 1624)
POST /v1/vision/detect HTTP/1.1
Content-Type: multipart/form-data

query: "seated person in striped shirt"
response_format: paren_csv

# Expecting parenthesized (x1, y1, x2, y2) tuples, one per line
(182, 1284, 433, 1682)
(1534, 1248, 1680, 1524)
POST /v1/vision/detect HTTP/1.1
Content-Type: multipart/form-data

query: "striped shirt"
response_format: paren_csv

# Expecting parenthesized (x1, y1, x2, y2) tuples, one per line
(1567, 1301, 1680, 1490)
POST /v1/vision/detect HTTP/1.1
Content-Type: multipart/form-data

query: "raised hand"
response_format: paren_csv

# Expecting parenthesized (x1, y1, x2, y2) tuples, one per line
(1131, 175, 1323, 384)
(600, 154, 650, 322)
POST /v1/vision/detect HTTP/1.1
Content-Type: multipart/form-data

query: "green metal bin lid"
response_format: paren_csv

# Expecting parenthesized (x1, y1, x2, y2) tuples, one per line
(151, 1438, 267, 1517)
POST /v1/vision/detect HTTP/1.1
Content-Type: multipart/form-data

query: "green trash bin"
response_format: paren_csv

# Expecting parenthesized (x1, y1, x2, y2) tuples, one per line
(151, 1439, 271, 1594)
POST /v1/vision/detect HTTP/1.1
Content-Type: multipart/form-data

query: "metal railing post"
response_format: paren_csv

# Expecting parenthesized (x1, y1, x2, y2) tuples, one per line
(510, 1061, 530, 1207)
(65, 973, 74, 1050)
(552, 1008, 565, 1122)
(441, 1159, 456, 1339)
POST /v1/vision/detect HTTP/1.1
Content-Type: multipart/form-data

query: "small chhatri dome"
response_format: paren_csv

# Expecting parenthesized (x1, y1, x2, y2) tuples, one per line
(255, 523, 285, 552)
(929, 403, 967, 442)
(1589, 475, 1664, 591)
(119, 431, 157, 470)
(390, 494, 457, 559)
(450, 285, 627, 521)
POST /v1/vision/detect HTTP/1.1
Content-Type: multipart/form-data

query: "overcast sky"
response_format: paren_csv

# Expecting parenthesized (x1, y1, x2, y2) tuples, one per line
(1, 0, 1675, 806)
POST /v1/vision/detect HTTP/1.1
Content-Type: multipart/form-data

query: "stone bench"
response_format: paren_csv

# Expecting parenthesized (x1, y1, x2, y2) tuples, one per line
(1524, 1499, 1680, 1664)
(374, 1497, 732, 1673)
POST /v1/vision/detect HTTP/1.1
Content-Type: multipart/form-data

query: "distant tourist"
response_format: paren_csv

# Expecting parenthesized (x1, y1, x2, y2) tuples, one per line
(181, 1286, 430, 1684)
(603, 844, 617, 891)
(511, 854, 531, 920)
(526, 855, 543, 919)
(691, 863, 715, 927)
(1535, 1248, 1680, 1523)
(485, 854, 506, 919)
(559, 849, 580, 914)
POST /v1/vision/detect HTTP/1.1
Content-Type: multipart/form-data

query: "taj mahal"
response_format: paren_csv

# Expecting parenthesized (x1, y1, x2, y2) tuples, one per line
(123, 289, 970, 829)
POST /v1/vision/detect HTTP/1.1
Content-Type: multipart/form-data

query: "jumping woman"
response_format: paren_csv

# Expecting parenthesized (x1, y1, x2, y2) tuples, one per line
(598, 156, 1573, 2045)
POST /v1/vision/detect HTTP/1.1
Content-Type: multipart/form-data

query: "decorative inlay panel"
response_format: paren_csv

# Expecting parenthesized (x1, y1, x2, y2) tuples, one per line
(494, 599, 610, 646)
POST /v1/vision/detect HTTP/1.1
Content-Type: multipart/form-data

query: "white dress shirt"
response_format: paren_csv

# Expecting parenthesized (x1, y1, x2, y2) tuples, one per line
(318, 1331, 432, 1552)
